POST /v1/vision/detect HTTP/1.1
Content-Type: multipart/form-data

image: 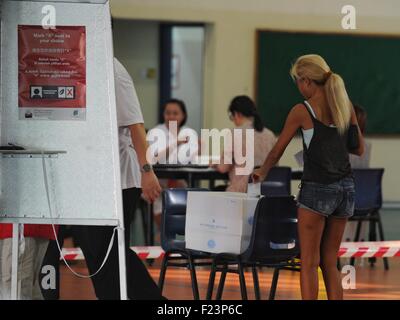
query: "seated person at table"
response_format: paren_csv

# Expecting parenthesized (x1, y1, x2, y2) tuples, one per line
(214, 95, 277, 192)
(147, 99, 198, 229)
(349, 104, 371, 168)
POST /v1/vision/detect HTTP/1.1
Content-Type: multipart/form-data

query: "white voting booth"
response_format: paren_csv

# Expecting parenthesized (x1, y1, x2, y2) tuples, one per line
(0, 0, 126, 299)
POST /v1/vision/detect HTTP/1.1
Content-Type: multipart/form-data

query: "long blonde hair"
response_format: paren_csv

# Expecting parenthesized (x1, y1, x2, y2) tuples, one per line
(290, 54, 352, 134)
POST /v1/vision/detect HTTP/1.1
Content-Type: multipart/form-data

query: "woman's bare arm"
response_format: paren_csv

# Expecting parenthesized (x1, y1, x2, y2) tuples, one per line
(252, 104, 304, 182)
(348, 107, 365, 156)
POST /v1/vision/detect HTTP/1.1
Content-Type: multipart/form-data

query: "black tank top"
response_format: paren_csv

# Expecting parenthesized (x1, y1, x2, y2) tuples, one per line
(301, 102, 352, 184)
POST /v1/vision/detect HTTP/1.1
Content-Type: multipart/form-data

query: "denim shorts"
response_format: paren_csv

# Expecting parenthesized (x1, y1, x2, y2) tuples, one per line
(297, 177, 355, 218)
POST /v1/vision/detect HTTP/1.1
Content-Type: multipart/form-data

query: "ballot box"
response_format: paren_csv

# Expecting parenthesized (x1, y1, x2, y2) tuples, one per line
(185, 192, 259, 254)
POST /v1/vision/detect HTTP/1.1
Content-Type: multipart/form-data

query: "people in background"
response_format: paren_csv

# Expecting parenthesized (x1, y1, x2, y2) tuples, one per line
(0, 224, 57, 299)
(349, 104, 371, 168)
(147, 99, 198, 230)
(215, 95, 277, 192)
(252, 54, 364, 300)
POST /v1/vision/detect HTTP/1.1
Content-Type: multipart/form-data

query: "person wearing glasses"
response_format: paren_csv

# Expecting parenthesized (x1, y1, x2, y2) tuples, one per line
(252, 54, 364, 300)
(215, 95, 277, 192)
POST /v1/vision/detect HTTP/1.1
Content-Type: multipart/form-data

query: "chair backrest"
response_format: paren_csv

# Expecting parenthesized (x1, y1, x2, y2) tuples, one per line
(161, 188, 208, 251)
(353, 168, 384, 211)
(261, 166, 292, 196)
(243, 195, 299, 263)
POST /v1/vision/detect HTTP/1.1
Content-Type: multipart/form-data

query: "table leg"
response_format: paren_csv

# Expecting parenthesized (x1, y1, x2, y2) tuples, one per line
(147, 202, 154, 246)
(11, 223, 19, 300)
(188, 173, 193, 188)
(210, 179, 215, 189)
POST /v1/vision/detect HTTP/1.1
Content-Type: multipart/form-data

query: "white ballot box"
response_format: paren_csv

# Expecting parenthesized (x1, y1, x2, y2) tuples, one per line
(185, 192, 259, 254)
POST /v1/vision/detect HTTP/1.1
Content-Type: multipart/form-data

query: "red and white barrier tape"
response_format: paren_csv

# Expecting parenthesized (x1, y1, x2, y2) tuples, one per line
(61, 246, 167, 261)
(61, 241, 400, 261)
(338, 241, 400, 258)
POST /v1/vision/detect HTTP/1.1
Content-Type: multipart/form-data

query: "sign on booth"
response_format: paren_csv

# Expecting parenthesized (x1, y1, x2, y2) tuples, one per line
(18, 25, 86, 120)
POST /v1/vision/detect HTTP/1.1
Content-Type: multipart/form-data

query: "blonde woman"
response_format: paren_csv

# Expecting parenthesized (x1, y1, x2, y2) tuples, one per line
(252, 54, 364, 300)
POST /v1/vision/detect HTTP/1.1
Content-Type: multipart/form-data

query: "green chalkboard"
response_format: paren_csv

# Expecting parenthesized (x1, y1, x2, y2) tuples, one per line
(256, 30, 400, 134)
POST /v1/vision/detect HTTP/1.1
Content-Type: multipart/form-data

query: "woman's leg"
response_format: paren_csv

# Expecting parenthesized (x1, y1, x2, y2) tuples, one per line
(319, 217, 348, 300)
(298, 208, 326, 300)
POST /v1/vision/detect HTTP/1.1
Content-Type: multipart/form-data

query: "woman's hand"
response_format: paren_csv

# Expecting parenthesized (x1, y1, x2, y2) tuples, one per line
(251, 168, 267, 183)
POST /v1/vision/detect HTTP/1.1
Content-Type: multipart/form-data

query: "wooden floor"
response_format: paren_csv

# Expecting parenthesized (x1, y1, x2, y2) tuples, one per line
(59, 258, 400, 300)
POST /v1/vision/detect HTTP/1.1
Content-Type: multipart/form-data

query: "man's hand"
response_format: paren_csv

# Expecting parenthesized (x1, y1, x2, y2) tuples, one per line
(128, 123, 162, 202)
(141, 171, 162, 203)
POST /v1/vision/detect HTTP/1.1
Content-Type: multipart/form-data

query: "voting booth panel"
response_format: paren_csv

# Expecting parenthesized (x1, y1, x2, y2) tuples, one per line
(0, 0, 122, 226)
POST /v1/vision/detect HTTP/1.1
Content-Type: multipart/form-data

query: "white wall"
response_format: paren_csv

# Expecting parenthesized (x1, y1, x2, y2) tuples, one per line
(112, 19, 159, 129)
(171, 27, 204, 133)
(111, 0, 400, 202)
(111, 0, 400, 18)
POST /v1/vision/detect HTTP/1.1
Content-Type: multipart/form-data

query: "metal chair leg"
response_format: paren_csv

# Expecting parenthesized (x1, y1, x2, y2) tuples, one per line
(252, 265, 261, 300)
(216, 265, 227, 300)
(368, 217, 377, 267)
(350, 220, 362, 266)
(158, 254, 169, 293)
(337, 258, 342, 271)
(269, 268, 280, 300)
(140, 200, 148, 246)
(237, 258, 248, 300)
(188, 255, 200, 300)
(206, 259, 218, 300)
(377, 212, 389, 270)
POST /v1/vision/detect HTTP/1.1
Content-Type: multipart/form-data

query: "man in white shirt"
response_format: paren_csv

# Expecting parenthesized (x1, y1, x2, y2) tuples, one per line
(40, 58, 163, 300)
(72, 58, 162, 299)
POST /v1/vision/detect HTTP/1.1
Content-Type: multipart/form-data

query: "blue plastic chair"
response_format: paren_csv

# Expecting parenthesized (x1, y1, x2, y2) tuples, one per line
(261, 166, 292, 196)
(158, 188, 211, 299)
(206, 196, 299, 300)
(349, 168, 387, 269)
